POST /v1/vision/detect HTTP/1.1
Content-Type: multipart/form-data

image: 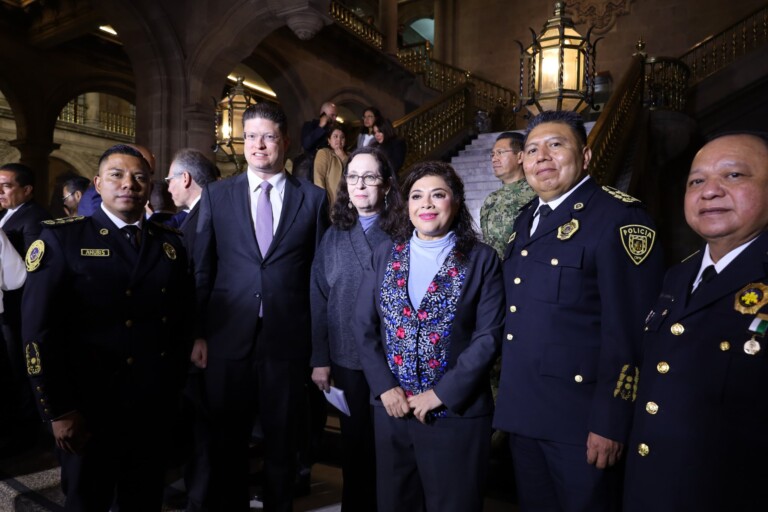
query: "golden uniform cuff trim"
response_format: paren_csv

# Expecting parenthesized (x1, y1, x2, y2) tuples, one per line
(614, 364, 639, 401)
(25, 342, 42, 376)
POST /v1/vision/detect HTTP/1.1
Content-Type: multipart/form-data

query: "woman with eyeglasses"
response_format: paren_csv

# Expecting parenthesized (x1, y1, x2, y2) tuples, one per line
(313, 122, 348, 207)
(310, 146, 402, 511)
(353, 161, 503, 512)
(357, 107, 382, 149)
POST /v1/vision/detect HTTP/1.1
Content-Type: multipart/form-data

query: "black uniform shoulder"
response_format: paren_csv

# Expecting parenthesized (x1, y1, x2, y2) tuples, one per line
(519, 196, 538, 212)
(40, 215, 87, 228)
(148, 220, 182, 236)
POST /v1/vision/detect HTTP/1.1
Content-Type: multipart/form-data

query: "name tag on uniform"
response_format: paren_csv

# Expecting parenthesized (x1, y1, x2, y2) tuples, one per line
(80, 249, 110, 257)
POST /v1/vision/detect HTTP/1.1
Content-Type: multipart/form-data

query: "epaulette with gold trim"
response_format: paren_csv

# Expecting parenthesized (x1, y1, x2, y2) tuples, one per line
(602, 186, 641, 204)
(41, 216, 86, 227)
(681, 250, 700, 263)
(149, 221, 182, 235)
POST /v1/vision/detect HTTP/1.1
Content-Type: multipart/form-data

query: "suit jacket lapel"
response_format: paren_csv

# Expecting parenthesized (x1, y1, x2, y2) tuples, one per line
(684, 233, 768, 316)
(525, 179, 598, 245)
(231, 173, 262, 261)
(349, 222, 373, 270)
(267, 174, 303, 259)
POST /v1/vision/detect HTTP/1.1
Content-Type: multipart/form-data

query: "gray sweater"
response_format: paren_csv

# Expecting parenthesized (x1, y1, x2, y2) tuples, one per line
(310, 220, 391, 369)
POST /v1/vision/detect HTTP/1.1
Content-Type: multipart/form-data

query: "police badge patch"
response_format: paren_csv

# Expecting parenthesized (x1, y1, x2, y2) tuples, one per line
(163, 242, 177, 261)
(25, 240, 45, 272)
(734, 283, 768, 315)
(557, 219, 579, 240)
(619, 225, 656, 265)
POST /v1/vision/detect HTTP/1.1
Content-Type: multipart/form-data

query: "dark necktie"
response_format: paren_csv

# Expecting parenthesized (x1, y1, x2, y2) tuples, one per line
(694, 265, 717, 294)
(530, 204, 553, 235)
(256, 182, 273, 256)
(122, 225, 140, 251)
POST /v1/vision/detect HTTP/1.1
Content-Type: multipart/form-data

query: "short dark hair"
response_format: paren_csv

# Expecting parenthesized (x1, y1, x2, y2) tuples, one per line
(331, 146, 402, 234)
(172, 148, 218, 187)
(495, 131, 525, 152)
(242, 103, 288, 137)
(0, 163, 35, 188)
(98, 144, 151, 173)
(524, 110, 588, 147)
(325, 122, 346, 143)
(394, 160, 478, 255)
(62, 175, 91, 194)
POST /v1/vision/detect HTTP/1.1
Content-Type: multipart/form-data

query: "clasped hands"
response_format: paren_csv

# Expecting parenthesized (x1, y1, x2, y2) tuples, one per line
(381, 386, 442, 424)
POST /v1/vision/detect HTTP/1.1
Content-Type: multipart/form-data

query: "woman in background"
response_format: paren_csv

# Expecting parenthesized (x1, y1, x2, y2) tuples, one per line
(372, 118, 406, 174)
(311, 146, 402, 511)
(313, 123, 348, 207)
(354, 161, 503, 512)
(357, 107, 382, 149)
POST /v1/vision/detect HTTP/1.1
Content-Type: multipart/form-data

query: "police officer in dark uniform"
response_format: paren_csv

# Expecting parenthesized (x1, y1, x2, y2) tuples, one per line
(22, 144, 195, 511)
(624, 132, 768, 512)
(493, 111, 665, 512)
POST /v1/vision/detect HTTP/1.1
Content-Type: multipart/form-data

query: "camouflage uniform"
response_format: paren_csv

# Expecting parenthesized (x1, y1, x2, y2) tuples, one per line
(480, 179, 537, 258)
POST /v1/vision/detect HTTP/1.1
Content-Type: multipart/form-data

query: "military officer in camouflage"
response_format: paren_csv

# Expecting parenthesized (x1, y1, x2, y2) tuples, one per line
(493, 111, 665, 512)
(624, 132, 768, 512)
(22, 144, 195, 511)
(480, 132, 537, 258)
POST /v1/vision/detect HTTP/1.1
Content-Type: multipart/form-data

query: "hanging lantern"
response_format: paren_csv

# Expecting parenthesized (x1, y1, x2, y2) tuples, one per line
(215, 76, 255, 173)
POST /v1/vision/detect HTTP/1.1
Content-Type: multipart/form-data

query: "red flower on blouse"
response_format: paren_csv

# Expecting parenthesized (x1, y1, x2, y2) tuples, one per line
(429, 358, 440, 369)
(429, 332, 440, 344)
(417, 309, 428, 320)
(395, 243, 405, 252)
(397, 278, 406, 288)
(448, 267, 458, 277)
(427, 281, 438, 293)
(393, 354, 403, 366)
(392, 261, 401, 271)
(403, 306, 412, 317)
(396, 327, 406, 339)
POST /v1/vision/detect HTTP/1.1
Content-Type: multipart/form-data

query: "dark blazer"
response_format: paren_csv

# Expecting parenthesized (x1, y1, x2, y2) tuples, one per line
(354, 240, 503, 418)
(373, 138, 406, 174)
(195, 172, 329, 360)
(310, 221, 391, 370)
(2, 199, 52, 256)
(624, 232, 768, 512)
(494, 179, 665, 444)
(22, 208, 195, 422)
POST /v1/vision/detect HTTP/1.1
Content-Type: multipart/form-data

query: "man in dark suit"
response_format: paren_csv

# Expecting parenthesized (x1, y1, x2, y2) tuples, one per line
(0, 162, 51, 454)
(21, 144, 195, 510)
(193, 103, 329, 511)
(164, 147, 217, 511)
(624, 132, 768, 512)
(493, 111, 665, 511)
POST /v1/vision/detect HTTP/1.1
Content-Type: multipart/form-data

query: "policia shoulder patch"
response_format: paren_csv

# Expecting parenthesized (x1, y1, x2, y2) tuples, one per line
(619, 225, 656, 265)
(25, 240, 45, 272)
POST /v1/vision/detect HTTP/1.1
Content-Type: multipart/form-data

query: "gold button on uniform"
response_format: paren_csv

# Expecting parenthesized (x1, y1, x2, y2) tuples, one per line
(551, 258, 559, 266)
(126, 357, 135, 365)
(162, 316, 168, 323)
(125, 320, 133, 328)
(670, 323, 684, 335)
(506, 334, 514, 341)
(125, 289, 132, 296)
(720, 341, 731, 351)
(521, 250, 529, 257)
(645, 401, 659, 414)
(638, 443, 650, 456)
(656, 361, 669, 374)
(509, 306, 517, 313)
(514, 277, 521, 284)
(574, 375, 583, 383)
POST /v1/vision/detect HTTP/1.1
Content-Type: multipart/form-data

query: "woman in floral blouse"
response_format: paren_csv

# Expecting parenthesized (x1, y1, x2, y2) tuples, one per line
(354, 160, 504, 511)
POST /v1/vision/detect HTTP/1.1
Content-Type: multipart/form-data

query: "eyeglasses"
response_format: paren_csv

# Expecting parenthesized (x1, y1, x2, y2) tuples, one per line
(244, 132, 281, 144)
(61, 191, 75, 202)
(362, 114, 376, 119)
(490, 149, 518, 159)
(345, 174, 383, 186)
(164, 174, 182, 183)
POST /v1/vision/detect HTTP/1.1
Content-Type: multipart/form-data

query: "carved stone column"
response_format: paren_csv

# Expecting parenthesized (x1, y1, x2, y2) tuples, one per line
(379, 0, 398, 55)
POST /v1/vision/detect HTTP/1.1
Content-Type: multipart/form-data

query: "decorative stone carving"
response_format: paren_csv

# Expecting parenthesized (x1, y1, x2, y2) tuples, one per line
(286, 11, 326, 40)
(566, 0, 633, 35)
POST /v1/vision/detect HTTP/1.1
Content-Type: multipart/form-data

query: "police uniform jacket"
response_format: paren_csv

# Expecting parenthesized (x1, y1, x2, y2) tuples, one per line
(624, 232, 768, 512)
(21, 208, 195, 424)
(494, 178, 665, 444)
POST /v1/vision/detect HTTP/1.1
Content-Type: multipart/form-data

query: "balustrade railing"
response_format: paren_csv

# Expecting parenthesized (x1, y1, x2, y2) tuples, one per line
(329, 1, 383, 50)
(644, 57, 691, 111)
(393, 85, 472, 172)
(587, 53, 646, 186)
(56, 98, 135, 138)
(680, 4, 768, 84)
(99, 111, 135, 137)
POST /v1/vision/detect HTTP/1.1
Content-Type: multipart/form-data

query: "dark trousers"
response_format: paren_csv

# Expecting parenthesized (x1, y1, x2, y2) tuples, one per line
(332, 363, 377, 512)
(373, 407, 491, 512)
(59, 414, 166, 512)
(203, 352, 306, 512)
(509, 434, 622, 512)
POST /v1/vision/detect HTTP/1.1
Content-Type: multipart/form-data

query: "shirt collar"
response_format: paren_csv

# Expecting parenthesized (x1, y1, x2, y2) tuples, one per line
(537, 175, 590, 213)
(100, 203, 142, 230)
(247, 169, 287, 195)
